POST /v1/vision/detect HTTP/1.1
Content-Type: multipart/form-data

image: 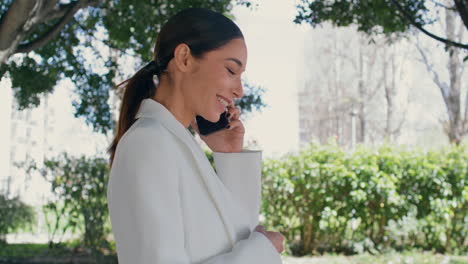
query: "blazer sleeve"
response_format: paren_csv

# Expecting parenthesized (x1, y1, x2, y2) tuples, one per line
(211, 150, 263, 230)
(107, 129, 282, 264)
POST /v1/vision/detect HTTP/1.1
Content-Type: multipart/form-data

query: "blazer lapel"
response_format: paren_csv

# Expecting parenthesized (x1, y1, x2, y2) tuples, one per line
(135, 98, 236, 248)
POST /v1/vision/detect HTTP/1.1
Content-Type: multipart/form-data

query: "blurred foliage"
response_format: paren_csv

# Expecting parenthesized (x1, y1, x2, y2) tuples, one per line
(294, 0, 468, 51)
(261, 142, 468, 256)
(294, 0, 430, 36)
(6, 128, 467, 258)
(0, 242, 117, 263)
(0, 194, 36, 244)
(25, 153, 112, 256)
(41, 200, 77, 249)
(4, 141, 468, 260)
(282, 250, 468, 263)
(2, 244, 468, 263)
(0, 242, 72, 258)
(0, 0, 264, 135)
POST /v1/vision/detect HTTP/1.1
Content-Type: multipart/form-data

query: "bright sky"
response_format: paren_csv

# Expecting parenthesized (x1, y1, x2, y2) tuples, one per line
(232, 1, 306, 159)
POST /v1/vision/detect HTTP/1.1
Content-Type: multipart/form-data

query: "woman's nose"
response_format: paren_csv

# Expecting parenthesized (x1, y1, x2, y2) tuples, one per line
(233, 79, 243, 99)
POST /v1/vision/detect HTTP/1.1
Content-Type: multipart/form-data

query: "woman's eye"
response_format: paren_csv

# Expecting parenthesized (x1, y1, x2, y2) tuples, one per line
(226, 68, 235, 75)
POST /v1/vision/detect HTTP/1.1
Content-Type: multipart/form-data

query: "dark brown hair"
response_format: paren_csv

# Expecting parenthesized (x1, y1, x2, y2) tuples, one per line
(108, 7, 244, 165)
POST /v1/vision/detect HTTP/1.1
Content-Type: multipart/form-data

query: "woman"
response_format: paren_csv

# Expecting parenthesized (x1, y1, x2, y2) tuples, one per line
(107, 7, 284, 263)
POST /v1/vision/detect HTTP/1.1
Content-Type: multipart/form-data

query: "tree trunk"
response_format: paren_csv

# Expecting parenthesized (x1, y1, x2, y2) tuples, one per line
(415, 7, 466, 145)
(0, 0, 40, 63)
(358, 36, 367, 143)
(445, 8, 463, 145)
(302, 214, 313, 254)
(0, 0, 97, 64)
(383, 47, 396, 142)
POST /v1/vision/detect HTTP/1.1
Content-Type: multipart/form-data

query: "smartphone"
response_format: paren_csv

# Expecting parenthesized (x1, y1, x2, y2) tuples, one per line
(196, 111, 230, 136)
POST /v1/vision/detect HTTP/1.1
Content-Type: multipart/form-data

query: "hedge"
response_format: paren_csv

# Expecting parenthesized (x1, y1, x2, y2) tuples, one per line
(259, 142, 467, 255)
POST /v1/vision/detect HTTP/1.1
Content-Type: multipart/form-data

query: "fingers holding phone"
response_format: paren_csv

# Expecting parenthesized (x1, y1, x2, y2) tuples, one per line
(226, 105, 241, 123)
(191, 102, 245, 152)
(225, 105, 244, 134)
(194, 103, 241, 135)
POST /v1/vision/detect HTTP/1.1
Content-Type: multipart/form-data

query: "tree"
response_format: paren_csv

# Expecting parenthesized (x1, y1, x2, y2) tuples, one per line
(381, 42, 408, 142)
(298, 26, 357, 147)
(22, 152, 112, 253)
(294, 0, 468, 50)
(295, 0, 467, 144)
(298, 25, 408, 148)
(0, 0, 264, 134)
(415, 8, 467, 144)
(0, 194, 36, 244)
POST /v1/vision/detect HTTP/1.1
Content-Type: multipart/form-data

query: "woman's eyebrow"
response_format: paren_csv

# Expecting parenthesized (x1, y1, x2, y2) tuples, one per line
(225, 58, 243, 68)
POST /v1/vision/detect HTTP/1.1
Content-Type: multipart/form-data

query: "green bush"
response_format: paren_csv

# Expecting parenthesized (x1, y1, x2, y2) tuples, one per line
(261, 142, 467, 256)
(0, 194, 36, 244)
(34, 153, 112, 254)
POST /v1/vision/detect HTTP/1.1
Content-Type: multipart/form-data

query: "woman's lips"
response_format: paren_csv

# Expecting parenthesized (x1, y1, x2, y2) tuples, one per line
(217, 98, 226, 112)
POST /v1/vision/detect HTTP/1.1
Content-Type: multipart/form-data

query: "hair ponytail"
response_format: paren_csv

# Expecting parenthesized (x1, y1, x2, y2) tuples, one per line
(108, 60, 161, 165)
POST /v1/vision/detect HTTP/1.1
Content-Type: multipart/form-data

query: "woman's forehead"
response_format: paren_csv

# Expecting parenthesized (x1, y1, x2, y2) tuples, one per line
(208, 39, 247, 67)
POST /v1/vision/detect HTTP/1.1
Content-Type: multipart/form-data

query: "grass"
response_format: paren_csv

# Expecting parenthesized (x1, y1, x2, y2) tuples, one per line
(0, 244, 467, 264)
(0, 243, 72, 258)
(282, 250, 468, 264)
(0, 242, 116, 264)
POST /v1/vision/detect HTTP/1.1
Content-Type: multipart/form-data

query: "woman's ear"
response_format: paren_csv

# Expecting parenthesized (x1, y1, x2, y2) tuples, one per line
(173, 43, 195, 73)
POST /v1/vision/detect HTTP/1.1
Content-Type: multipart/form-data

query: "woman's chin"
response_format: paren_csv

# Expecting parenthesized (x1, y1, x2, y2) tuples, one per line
(199, 113, 220, 123)
(208, 115, 221, 123)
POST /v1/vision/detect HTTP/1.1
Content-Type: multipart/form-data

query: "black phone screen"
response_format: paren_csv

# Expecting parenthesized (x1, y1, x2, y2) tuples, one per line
(196, 111, 229, 136)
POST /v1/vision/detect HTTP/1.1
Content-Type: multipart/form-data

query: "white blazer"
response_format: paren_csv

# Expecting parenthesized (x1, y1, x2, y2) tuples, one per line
(107, 98, 282, 263)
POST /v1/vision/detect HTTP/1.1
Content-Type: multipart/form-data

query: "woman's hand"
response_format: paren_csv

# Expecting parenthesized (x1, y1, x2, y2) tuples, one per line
(254, 225, 285, 254)
(190, 102, 244, 153)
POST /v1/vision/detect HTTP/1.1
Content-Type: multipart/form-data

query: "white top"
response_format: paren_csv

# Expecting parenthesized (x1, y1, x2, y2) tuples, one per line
(107, 98, 282, 263)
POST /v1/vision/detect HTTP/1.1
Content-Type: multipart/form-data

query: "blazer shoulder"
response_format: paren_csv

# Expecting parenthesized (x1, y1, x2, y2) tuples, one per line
(116, 117, 177, 156)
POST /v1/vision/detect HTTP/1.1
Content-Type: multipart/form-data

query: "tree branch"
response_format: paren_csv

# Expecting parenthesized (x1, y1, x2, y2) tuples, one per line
(429, 0, 456, 10)
(74, 20, 135, 57)
(389, 0, 468, 50)
(37, 1, 71, 23)
(368, 74, 383, 101)
(14, 0, 99, 54)
(0, 0, 39, 50)
(391, 105, 408, 135)
(415, 37, 451, 114)
(39, 0, 99, 24)
(454, 0, 468, 32)
(464, 87, 468, 133)
(14, 0, 82, 54)
(17, 0, 61, 39)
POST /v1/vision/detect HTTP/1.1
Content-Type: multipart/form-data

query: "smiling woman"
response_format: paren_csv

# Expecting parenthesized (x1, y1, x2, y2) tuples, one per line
(106, 7, 284, 264)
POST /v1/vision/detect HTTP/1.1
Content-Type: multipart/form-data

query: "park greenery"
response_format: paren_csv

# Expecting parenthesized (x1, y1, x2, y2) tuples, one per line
(294, 0, 468, 145)
(2, 142, 466, 263)
(261, 142, 467, 255)
(294, 0, 468, 50)
(0, 0, 265, 135)
(1, 1, 467, 263)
